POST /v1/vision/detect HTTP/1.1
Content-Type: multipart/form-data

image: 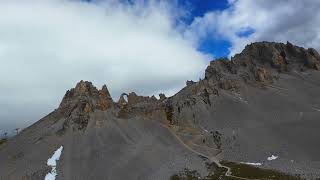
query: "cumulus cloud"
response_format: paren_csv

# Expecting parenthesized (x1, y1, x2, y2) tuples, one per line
(3, 0, 319, 132)
(0, 0, 209, 131)
(187, 0, 320, 56)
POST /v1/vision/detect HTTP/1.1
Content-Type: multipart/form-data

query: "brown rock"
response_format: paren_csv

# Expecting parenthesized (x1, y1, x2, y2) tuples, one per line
(151, 95, 158, 101)
(117, 93, 128, 106)
(186, 80, 195, 86)
(58, 81, 116, 130)
(255, 67, 272, 82)
(127, 92, 149, 105)
(73, 80, 99, 97)
(219, 79, 239, 90)
(272, 53, 286, 69)
(159, 93, 166, 101)
(305, 50, 320, 70)
(97, 85, 113, 110)
(83, 103, 92, 113)
(308, 48, 320, 60)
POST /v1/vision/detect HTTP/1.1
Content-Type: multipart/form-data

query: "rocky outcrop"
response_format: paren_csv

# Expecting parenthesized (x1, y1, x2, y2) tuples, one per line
(97, 85, 113, 110)
(127, 92, 157, 106)
(233, 41, 320, 71)
(306, 48, 320, 70)
(116, 92, 159, 118)
(159, 93, 167, 101)
(164, 100, 174, 125)
(205, 58, 237, 81)
(186, 80, 195, 86)
(59, 81, 114, 113)
(58, 81, 114, 130)
(219, 79, 239, 90)
(254, 67, 273, 82)
(204, 41, 320, 89)
(117, 93, 128, 107)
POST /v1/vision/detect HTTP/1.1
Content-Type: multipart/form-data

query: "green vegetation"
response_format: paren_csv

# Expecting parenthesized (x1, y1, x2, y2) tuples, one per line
(205, 162, 229, 179)
(221, 161, 302, 180)
(170, 161, 302, 180)
(0, 138, 7, 146)
(170, 169, 201, 180)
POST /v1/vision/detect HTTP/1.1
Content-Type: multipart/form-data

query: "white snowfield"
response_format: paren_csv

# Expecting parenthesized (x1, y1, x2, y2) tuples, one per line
(267, 155, 278, 161)
(240, 162, 262, 166)
(45, 146, 64, 180)
(240, 154, 278, 166)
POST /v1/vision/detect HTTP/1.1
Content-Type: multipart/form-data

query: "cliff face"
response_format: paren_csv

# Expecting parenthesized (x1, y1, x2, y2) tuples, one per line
(1, 42, 320, 180)
(205, 41, 320, 88)
(57, 81, 114, 130)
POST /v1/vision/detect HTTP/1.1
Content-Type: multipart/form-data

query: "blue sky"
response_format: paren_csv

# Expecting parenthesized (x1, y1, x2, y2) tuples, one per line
(180, 0, 232, 58)
(169, 0, 233, 58)
(180, 0, 230, 19)
(84, 0, 233, 58)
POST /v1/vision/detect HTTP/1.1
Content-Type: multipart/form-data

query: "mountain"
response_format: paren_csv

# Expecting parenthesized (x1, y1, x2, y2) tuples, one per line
(1, 41, 320, 180)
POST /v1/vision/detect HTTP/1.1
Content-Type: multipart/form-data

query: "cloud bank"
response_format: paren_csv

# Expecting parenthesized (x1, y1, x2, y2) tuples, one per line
(2, 0, 320, 132)
(187, 0, 320, 56)
(0, 0, 209, 132)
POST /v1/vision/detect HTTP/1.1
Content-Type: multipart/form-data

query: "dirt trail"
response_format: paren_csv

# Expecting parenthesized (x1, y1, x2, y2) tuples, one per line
(159, 123, 266, 180)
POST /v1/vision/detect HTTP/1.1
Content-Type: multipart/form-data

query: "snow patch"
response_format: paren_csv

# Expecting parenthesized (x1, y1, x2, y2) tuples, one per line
(45, 146, 63, 180)
(241, 162, 262, 166)
(313, 107, 320, 112)
(267, 155, 278, 161)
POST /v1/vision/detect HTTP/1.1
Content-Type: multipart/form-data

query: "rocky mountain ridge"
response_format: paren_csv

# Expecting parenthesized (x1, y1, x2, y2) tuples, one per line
(205, 41, 320, 89)
(56, 41, 320, 132)
(1, 41, 320, 180)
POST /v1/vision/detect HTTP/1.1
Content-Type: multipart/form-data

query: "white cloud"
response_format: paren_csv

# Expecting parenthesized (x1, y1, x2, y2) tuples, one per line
(3, 0, 319, 131)
(187, 0, 320, 56)
(0, 0, 209, 130)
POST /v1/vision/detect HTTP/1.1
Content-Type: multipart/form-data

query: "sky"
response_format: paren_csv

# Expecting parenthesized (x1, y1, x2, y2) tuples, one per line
(1, 0, 320, 134)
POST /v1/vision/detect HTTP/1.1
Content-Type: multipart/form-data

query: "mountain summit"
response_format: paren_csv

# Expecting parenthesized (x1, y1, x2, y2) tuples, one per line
(1, 42, 320, 179)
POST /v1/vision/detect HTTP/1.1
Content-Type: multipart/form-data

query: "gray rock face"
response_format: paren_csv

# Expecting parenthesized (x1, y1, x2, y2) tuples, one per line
(1, 41, 320, 179)
(205, 41, 320, 87)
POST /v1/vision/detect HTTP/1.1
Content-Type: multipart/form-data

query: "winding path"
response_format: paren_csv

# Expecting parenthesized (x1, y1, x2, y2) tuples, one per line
(159, 123, 266, 180)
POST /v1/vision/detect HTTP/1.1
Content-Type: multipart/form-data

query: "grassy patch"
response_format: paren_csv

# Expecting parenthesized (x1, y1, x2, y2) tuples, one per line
(0, 138, 7, 146)
(205, 162, 229, 179)
(170, 161, 302, 180)
(221, 161, 302, 180)
(170, 168, 201, 180)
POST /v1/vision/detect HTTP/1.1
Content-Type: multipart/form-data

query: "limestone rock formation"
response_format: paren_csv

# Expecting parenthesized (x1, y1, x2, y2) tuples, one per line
(127, 92, 157, 106)
(97, 85, 113, 110)
(186, 80, 195, 86)
(117, 93, 128, 106)
(159, 93, 167, 101)
(58, 81, 114, 130)
(205, 41, 319, 89)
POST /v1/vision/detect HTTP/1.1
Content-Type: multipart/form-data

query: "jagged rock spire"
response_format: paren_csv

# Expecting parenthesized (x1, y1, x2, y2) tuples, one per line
(97, 84, 113, 110)
(100, 85, 111, 98)
(59, 81, 114, 110)
(58, 80, 114, 130)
